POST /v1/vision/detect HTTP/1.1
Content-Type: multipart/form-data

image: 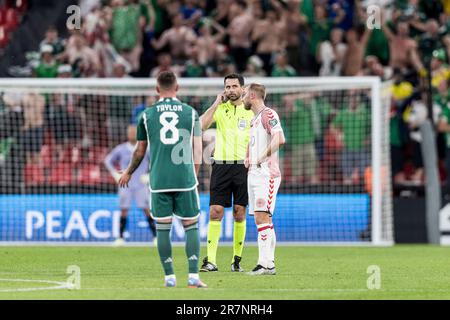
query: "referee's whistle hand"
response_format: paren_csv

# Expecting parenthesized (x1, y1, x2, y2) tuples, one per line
(244, 157, 249, 168)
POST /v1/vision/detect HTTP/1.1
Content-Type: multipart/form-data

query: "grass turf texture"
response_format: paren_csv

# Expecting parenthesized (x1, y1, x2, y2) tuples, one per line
(1, 245, 450, 299)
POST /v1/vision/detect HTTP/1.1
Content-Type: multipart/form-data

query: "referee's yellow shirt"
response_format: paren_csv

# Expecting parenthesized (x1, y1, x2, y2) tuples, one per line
(213, 101, 254, 161)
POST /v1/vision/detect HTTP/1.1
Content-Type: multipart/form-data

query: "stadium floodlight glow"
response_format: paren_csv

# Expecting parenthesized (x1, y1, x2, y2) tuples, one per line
(0, 77, 393, 246)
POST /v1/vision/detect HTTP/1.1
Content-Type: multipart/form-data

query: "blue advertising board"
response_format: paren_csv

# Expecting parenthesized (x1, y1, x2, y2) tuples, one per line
(0, 194, 369, 242)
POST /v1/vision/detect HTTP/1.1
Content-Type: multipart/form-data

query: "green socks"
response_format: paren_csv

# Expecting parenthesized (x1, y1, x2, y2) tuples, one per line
(184, 223, 200, 274)
(156, 223, 174, 276)
(157, 222, 201, 276)
(233, 220, 246, 261)
(206, 220, 222, 265)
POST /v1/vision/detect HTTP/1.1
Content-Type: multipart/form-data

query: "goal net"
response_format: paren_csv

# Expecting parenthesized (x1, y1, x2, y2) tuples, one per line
(0, 77, 393, 245)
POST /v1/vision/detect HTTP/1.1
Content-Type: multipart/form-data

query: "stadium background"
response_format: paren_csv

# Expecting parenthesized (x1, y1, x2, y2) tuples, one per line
(0, 0, 449, 244)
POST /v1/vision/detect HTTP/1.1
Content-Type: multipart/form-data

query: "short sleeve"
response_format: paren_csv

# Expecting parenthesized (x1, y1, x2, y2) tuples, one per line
(136, 113, 147, 141)
(262, 109, 283, 135)
(193, 110, 201, 137)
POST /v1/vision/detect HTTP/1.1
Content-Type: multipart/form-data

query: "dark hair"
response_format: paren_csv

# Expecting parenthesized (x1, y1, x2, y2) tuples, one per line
(235, 0, 247, 9)
(224, 73, 244, 86)
(157, 71, 177, 90)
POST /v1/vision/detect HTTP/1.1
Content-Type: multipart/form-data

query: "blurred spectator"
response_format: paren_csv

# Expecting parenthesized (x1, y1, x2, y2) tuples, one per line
(151, 13, 197, 63)
(252, 2, 287, 75)
(183, 48, 206, 77)
(430, 49, 450, 88)
(210, 0, 230, 27)
(0, 92, 25, 192)
(308, 5, 345, 65)
(33, 45, 59, 78)
(389, 70, 414, 184)
(227, 0, 254, 72)
(180, 0, 204, 28)
(112, 58, 131, 78)
(47, 65, 81, 162)
(331, 91, 371, 184)
(195, 17, 226, 69)
(63, 32, 100, 77)
(318, 28, 347, 76)
(131, 96, 156, 125)
(84, 5, 120, 77)
(328, 0, 353, 31)
(80, 0, 102, 18)
(361, 55, 392, 80)
(214, 55, 237, 77)
(107, 66, 133, 147)
(109, 0, 143, 72)
(39, 26, 65, 56)
(271, 51, 297, 77)
(406, 92, 441, 184)
(284, 0, 307, 73)
(285, 92, 332, 184)
(381, 16, 423, 74)
(437, 79, 450, 188)
(137, 1, 157, 77)
(22, 92, 45, 164)
(150, 52, 184, 77)
(243, 55, 266, 77)
(342, 27, 372, 76)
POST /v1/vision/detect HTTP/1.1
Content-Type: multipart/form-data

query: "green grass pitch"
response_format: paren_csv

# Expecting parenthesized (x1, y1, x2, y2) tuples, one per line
(1, 245, 450, 299)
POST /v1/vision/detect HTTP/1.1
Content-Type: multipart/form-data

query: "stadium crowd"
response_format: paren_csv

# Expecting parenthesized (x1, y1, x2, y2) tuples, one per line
(2, 0, 450, 192)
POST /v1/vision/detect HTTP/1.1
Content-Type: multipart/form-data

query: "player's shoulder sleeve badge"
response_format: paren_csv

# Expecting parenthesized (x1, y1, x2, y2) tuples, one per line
(269, 118, 278, 128)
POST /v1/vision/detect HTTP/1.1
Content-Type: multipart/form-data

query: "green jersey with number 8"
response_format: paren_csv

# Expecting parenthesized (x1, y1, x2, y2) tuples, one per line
(137, 97, 201, 192)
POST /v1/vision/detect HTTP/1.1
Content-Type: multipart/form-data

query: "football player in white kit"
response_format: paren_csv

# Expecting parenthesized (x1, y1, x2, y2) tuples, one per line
(242, 83, 286, 275)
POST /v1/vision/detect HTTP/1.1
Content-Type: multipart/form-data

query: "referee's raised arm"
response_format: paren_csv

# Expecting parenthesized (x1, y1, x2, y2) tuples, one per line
(200, 92, 227, 131)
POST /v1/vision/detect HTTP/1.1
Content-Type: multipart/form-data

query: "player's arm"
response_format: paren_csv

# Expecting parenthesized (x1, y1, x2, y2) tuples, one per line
(119, 115, 148, 187)
(118, 141, 148, 188)
(200, 92, 226, 131)
(257, 131, 286, 166)
(104, 147, 121, 182)
(193, 111, 203, 175)
(151, 30, 169, 50)
(244, 141, 250, 168)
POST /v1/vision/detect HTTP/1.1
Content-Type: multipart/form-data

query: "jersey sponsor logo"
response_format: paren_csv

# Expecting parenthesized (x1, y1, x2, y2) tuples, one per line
(238, 119, 247, 130)
(269, 119, 278, 128)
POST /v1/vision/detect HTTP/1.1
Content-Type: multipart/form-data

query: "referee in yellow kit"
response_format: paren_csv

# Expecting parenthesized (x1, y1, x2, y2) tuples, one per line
(199, 73, 254, 272)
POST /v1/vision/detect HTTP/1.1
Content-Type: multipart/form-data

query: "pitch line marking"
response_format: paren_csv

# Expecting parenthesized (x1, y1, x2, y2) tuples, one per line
(78, 287, 450, 293)
(0, 278, 72, 293)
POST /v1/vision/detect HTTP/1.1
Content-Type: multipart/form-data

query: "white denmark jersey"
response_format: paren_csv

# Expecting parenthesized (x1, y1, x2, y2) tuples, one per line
(248, 107, 285, 178)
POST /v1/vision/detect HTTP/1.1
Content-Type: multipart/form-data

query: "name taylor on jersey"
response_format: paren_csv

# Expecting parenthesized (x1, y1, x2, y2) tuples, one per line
(157, 104, 183, 112)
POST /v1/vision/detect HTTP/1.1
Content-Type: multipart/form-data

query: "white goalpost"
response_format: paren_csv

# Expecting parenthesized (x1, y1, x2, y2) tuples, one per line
(0, 77, 393, 245)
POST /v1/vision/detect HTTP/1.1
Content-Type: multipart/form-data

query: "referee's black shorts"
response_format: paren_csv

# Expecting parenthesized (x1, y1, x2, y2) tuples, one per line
(209, 161, 248, 208)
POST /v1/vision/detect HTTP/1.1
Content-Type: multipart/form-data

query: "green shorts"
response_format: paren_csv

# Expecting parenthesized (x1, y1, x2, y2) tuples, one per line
(150, 189, 200, 221)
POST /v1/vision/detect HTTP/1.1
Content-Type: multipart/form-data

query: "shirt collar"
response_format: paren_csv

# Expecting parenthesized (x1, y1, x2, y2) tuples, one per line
(158, 97, 180, 102)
